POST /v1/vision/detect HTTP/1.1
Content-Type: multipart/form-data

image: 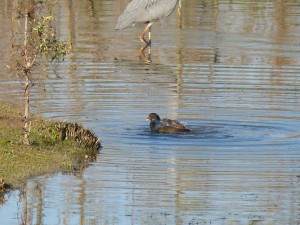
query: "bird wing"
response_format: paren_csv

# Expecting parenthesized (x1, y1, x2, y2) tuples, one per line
(156, 126, 180, 134)
(142, 0, 179, 22)
(116, 0, 147, 30)
(157, 125, 190, 133)
(116, 0, 179, 30)
(162, 118, 188, 130)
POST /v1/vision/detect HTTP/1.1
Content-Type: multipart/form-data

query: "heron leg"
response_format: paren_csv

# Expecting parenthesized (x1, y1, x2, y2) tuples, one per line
(139, 46, 152, 64)
(140, 22, 153, 46)
(148, 26, 152, 46)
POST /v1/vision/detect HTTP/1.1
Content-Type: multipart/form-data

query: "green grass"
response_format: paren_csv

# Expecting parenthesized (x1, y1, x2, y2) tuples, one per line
(0, 102, 100, 191)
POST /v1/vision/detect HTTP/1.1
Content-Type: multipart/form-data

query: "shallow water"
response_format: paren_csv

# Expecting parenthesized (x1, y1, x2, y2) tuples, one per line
(1, 0, 300, 224)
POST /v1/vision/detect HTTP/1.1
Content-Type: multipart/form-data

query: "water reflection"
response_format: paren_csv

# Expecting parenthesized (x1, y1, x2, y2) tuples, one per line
(1, 0, 300, 224)
(115, 0, 182, 64)
(139, 45, 152, 64)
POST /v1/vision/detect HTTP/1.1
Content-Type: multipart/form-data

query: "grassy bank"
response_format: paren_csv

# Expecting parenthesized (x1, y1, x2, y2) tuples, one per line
(0, 102, 100, 193)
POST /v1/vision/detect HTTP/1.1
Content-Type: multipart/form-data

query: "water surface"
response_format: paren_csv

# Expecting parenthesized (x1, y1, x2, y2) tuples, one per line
(0, 0, 300, 224)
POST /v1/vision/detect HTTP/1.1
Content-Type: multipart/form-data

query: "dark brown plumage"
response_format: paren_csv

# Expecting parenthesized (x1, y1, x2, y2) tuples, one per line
(146, 113, 190, 133)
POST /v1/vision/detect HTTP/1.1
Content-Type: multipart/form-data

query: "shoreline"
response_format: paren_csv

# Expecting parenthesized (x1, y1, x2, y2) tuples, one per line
(0, 102, 101, 199)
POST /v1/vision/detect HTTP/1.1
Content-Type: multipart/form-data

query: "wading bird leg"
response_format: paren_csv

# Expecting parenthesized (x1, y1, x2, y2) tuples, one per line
(140, 22, 153, 46)
(147, 43, 151, 55)
(139, 45, 152, 64)
(148, 26, 152, 46)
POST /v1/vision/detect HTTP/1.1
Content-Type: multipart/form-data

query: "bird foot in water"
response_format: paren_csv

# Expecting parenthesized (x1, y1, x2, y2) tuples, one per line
(139, 45, 152, 64)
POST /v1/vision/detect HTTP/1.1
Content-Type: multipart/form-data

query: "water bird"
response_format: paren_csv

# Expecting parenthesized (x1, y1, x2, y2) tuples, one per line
(147, 113, 190, 133)
(115, 0, 180, 47)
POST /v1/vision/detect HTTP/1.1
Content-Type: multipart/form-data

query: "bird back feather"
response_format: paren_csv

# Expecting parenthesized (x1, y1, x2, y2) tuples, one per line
(116, 0, 179, 30)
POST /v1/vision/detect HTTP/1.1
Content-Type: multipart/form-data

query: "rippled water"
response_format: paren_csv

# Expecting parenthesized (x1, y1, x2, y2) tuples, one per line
(1, 0, 300, 224)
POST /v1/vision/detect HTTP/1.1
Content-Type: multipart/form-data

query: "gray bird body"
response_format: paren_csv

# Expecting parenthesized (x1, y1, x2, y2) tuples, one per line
(116, 0, 179, 30)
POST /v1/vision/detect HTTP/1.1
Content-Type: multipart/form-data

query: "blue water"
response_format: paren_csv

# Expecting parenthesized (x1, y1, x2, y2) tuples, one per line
(1, 0, 300, 224)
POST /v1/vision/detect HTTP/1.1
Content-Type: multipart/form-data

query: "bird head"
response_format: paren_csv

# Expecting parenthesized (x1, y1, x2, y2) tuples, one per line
(146, 113, 161, 121)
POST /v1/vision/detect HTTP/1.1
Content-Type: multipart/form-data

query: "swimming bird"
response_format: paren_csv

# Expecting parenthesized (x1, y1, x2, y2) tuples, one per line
(116, 0, 180, 46)
(146, 113, 190, 133)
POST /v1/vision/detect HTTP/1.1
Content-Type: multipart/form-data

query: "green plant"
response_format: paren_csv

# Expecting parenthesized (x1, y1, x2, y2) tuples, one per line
(9, 0, 71, 145)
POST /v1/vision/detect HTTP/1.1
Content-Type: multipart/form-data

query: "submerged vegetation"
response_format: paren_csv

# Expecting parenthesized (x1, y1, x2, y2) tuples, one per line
(0, 102, 101, 202)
